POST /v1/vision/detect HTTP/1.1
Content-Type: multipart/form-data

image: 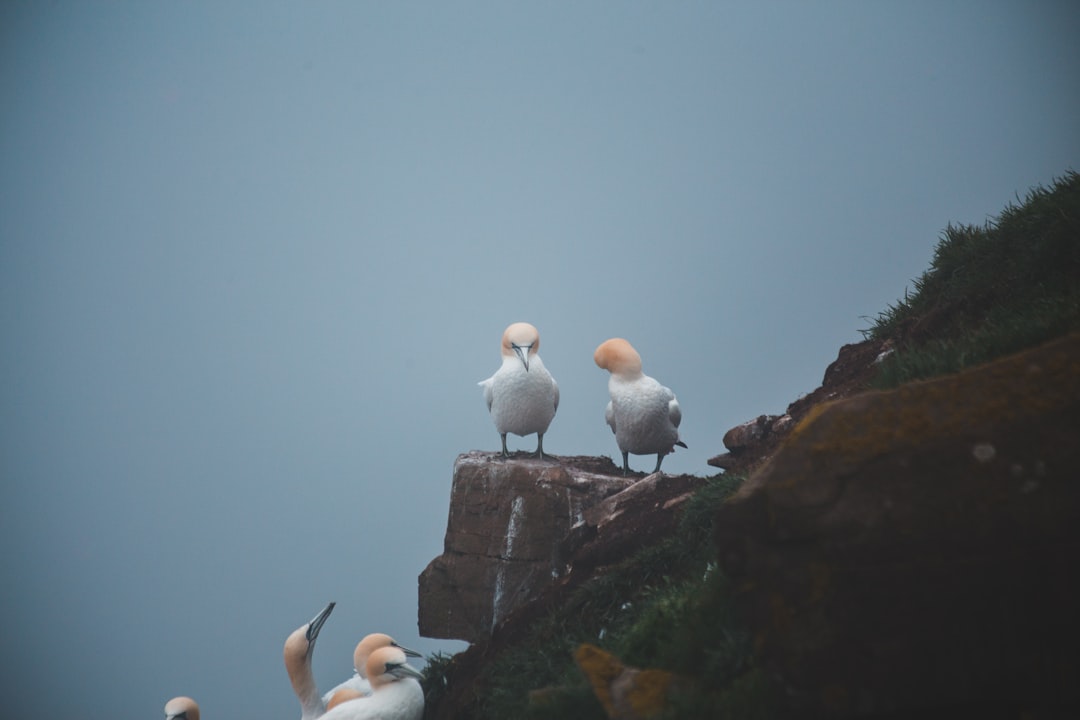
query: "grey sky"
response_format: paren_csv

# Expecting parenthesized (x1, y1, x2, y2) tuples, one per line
(2, 2, 1077, 719)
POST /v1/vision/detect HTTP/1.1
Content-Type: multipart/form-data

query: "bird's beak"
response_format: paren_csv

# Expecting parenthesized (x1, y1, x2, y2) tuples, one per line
(388, 662, 425, 681)
(392, 640, 423, 659)
(306, 601, 336, 644)
(512, 344, 531, 371)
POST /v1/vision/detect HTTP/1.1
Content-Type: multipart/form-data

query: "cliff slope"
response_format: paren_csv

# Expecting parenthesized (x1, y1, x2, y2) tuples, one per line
(418, 172, 1080, 719)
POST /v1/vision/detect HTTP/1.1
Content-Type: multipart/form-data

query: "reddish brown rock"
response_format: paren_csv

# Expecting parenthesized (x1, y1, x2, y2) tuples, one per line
(419, 454, 707, 719)
(561, 471, 705, 571)
(418, 452, 634, 642)
(721, 414, 776, 451)
(709, 338, 887, 475)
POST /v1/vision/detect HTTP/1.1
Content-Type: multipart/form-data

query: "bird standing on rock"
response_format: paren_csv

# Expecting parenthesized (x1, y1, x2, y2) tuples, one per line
(594, 337, 686, 474)
(479, 322, 559, 459)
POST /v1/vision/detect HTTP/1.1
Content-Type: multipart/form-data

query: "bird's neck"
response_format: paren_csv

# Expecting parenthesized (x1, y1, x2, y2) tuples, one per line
(288, 656, 324, 717)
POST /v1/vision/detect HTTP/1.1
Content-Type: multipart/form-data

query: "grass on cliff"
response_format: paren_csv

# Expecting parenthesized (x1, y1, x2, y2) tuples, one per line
(863, 170, 1080, 387)
(435, 473, 773, 720)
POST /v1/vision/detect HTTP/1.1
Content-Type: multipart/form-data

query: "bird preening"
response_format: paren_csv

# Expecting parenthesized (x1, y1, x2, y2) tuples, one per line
(594, 337, 686, 474)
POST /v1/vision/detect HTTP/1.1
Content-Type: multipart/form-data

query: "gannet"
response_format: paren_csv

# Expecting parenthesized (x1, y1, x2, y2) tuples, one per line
(164, 696, 200, 720)
(479, 322, 560, 459)
(318, 646, 425, 720)
(323, 633, 423, 700)
(284, 601, 350, 720)
(594, 338, 686, 474)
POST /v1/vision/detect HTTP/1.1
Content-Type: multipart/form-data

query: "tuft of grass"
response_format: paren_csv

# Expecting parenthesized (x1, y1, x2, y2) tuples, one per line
(466, 473, 768, 720)
(420, 651, 456, 719)
(872, 292, 1080, 387)
(614, 567, 751, 681)
(862, 171, 1080, 387)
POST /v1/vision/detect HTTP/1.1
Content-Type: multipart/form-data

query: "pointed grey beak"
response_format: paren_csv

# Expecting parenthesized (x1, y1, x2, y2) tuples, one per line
(512, 343, 531, 371)
(391, 640, 423, 659)
(306, 601, 336, 644)
(388, 661, 425, 681)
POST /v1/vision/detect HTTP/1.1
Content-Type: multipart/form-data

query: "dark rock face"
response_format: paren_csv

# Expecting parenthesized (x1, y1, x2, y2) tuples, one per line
(715, 333, 1080, 716)
(721, 414, 778, 451)
(419, 452, 635, 642)
(710, 338, 889, 475)
(560, 470, 706, 572)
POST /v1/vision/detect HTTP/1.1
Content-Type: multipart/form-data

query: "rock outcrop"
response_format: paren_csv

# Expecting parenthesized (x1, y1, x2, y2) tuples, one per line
(419, 453, 705, 718)
(714, 332, 1080, 716)
(420, 331, 1079, 719)
(419, 452, 633, 642)
(420, 452, 706, 644)
(710, 338, 889, 475)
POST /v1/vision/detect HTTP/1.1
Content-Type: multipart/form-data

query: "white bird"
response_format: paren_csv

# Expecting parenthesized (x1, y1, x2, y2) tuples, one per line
(164, 696, 200, 720)
(284, 601, 340, 720)
(318, 646, 425, 720)
(285, 602, 422, 718)
(479, 322, 559, 459)
(324, 633, 423, 701)
(594, 337, 686, 474)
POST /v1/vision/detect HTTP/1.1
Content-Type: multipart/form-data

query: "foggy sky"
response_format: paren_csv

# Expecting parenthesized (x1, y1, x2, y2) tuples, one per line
(2, 2, 1078, 719)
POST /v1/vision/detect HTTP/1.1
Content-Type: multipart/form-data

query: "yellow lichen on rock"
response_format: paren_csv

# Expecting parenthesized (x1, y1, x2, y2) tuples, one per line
(574, 644, 676, 720)
(574, 643, 623, 717)
(620, 668, 674, 718)
(744, 332, 1080, 502)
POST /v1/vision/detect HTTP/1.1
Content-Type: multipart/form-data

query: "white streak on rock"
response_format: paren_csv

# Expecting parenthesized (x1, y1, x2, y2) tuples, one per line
(491, 496, 525, 631)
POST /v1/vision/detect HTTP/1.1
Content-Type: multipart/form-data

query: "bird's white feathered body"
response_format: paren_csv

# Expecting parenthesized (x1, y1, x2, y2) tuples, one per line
(595, 338, 684, 474)
(320, 678, 423, 720)
(321, 633, 422, 710)
(605, 373, 682, 457)
(479, 323, 559, 457)
(322, 674, 371, 705)
(481, 353, 558, 437)
(319, 647, 425, 720)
